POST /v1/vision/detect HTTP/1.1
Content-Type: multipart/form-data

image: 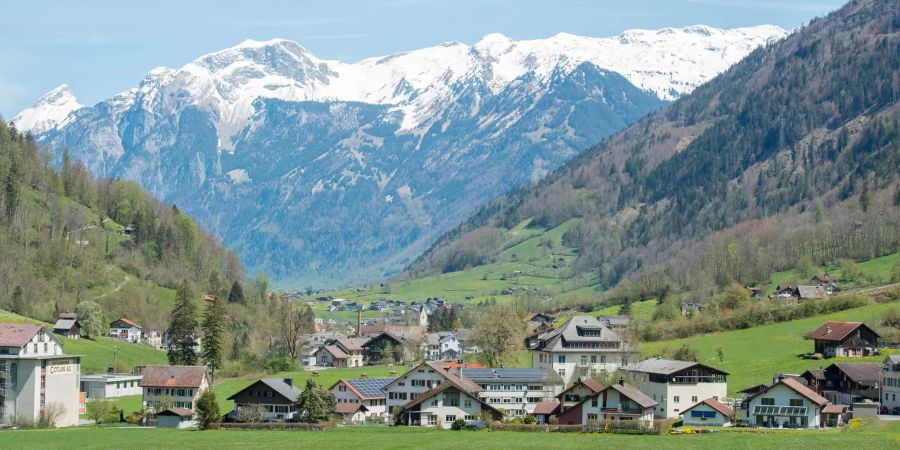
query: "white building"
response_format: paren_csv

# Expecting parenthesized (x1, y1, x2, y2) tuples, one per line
(459, 367, 564, 418)
(424, 332, 461, 361)
(745, 377, 827, 428)
(140, 365, 211, 412)
(0, 323, 81, 427)
(579, 381, 658, 424)
(679, 398, 734, 426)
(109, 318, 142, 343)
(882, 355, 900, 411)
(81, 373, 143, 399)
(529, 315, 630, 385)
(330, 377, 394, 422)
(622, 358, 729, 419)
(384, 361, 458, 413)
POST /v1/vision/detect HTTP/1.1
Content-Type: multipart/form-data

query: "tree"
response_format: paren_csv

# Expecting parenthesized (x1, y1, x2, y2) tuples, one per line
(797, 255, 817, 279)
(718, 282, 750, 310)
(167, 280, 198, 365)
(9, 285, 26, 316)
(380, 342, 396, 363)
(195, 389, 220, 429)
(295, 379, 335, 423)
(670, 344, 698, 362)
(75, 300, 102, 338)
(472, 305, 527, 367)
(85, 399, 113, 424)
(715, 345, 725, 363)
(251, 273, 269, 303)
(618, 301, 632, 317)
(227, 281, 245, 304)
(201, 296, 226, 375)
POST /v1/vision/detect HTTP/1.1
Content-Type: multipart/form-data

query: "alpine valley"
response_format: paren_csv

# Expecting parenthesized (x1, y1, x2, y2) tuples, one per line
(13, 26, 787, 287)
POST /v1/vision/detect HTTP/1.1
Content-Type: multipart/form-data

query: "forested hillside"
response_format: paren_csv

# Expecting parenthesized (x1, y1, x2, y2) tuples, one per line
(408, 0, 900, 304)
(0, 118, 249, 336)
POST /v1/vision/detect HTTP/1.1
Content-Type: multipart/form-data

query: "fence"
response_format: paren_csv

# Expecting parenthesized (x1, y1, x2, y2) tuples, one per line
(490, 419, 672, 435)
(219, 421, 337, 431)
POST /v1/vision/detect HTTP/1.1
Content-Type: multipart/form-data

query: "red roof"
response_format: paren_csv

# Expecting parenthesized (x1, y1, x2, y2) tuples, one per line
(0, 323, 42, 347)
(334, 403, 367, 414)
(111, 317, 142, 329)
(681, 398, 734, 417)
(140, 365, 210, 388)
(532, 401, 560, 415)
(440, 361, 486, 369)
(821, 404, 847, 414)
(806, 321, 877, 341)
(750, 378, 828, 406)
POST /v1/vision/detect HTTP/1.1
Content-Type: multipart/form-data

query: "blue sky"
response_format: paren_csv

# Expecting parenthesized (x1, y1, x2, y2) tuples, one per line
(0, 0, 844, 118)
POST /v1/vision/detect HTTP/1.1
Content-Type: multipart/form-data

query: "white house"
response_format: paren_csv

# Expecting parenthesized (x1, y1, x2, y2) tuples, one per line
(881, 355, 900, 411)
(330, 377, 394, 422)
(315, 338, 368, 368)
(679, 397, 734, 426)
(384, 361, 460, 413)
(460, 367, 564, 418)
(109, 318, 142, 343)
(579, 381, 658, 424)
(0, 323, 82, 427)
(745, 377, 828, 428)
(81, 373, 143, 399)
(140, 365, 211, 412)
(622, 358, 728, 419)
(424, 332, 462, 361)
(389, 363, 503, 428)
(529, 315, 630, 385)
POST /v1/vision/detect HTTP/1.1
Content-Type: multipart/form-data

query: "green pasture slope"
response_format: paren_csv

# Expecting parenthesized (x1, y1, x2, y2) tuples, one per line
(767, 251, 900, 292)
(641, 301, 899, 395)
(3, 419, 897, 449)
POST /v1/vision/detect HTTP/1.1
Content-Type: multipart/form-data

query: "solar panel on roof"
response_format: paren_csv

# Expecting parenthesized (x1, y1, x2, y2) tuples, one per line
(348, 378, 395, 397)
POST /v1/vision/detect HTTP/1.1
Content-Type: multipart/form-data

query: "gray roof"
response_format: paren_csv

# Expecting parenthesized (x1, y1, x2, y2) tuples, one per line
(347, 377, 395, 398)
(235, 378, 302, 402)
(797, 285, 826, 299)
(52, 318, 79, 331)
(598, 315, 630, 327)
(460, 368, 564, 385)
(531, 315, 623, 352)
(886, 355, 900, 365)
(623, 358, 729, 376)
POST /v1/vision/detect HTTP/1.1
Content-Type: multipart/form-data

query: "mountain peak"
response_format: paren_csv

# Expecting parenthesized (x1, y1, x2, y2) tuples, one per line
(12, 84, 83, 134)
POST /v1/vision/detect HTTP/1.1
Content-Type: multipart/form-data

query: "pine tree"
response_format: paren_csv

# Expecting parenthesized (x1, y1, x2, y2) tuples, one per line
(227, 281, 245, 304)
(201, 296, 226, 376)
(295, 379, 336, 423)
(10, 286, 25, 316)
(167, 280, 198, 365)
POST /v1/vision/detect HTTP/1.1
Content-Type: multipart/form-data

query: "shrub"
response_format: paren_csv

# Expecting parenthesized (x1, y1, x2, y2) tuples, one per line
(451, 418, 466, 430)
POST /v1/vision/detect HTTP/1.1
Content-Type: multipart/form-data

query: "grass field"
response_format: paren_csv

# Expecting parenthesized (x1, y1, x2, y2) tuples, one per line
(2, 419, 897, 449)
(767, 251, 900, 292)
(641, 301, 898, 396)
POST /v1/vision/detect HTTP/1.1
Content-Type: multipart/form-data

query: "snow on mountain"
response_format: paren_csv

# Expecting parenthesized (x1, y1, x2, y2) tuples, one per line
(75, 24, 784, 151)
(12, 84, 83, 133)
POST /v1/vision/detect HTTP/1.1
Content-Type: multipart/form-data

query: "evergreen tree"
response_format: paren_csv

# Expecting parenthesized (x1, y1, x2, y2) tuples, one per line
(295, 379, 336, 423)
(10, 286, 25, 316)
(195, 389, 220, 429)
(201, 296, 226, 376)
(168, 280, 198, 365)
(227, 281, 245, 304)
(618, 301, 633, 317)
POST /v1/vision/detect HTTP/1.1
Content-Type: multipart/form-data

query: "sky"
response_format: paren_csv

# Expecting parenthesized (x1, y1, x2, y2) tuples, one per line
(0, 0, 845, 118)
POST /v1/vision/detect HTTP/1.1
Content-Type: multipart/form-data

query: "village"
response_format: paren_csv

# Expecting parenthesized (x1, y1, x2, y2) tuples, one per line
(2, 269, 897, 436)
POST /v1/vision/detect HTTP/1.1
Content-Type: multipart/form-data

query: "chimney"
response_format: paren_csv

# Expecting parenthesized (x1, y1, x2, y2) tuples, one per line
(284, 378, 293, 387)
(825, 326, 831, 334)
(357, 309, 362, 337)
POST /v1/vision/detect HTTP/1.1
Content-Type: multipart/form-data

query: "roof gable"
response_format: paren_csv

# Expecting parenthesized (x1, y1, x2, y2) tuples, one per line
(0, 323, 42, 347)
(140, 365, 209, 388)
(681, 398, 734, 417)
(806, 321, 878, 341)
(749, 378, 827, 406)
(110, 317, 141, 329)
(227, 378, 302, 402)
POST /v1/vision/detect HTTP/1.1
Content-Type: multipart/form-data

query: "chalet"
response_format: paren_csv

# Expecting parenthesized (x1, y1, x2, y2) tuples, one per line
(557, 379, 604, 411)
(227, 378, 301, 421)
(52, 315, 81, 340)
(775, 285, 798, 298)
(155, 407, 195, 429)
(140, 365, 211, 412)
(329, 377, 394, 422)
(0, 323, 81, 427)
(527, 313, 556, 330)
(806, 321, 880, 358)
(882, 355, 900, 411)
(680, 301, 704, 317)
(622, 358, 728, 419)
(576, 380, 658, 425)
(747, 286, 764, 299)
(799, 368, 826, 393)
(745, 377, 828, 428)
(109, 318, 142, 343)
(362, 331, 410, 363)
(460, 367, 564, 418)
(530, 315, 629, 385)
(391, 363, 503, 428)
(316, 337, 368, 368)
(680, 398, 734, 426)
(820, 362, 881, 404)
(809, 275, 840, 294)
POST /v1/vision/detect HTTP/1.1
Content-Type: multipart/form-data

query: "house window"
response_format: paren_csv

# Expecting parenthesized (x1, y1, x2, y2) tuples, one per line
(761, 398, 775, 406)
(428, 415, 437, 426)
(445, 415, 456, 422)
(558, 369, 566, 378)
(465, 415, 476, 421)
(558, 355, 566, 364)
(789, 399, 803, 407)
(464, 399, 472, 407)
(591, 398, 598, 407)
(691, 396, 698, 403)
(674, 396, 680, 403)
(590, 355, 597, 363)
(581, 355, 588, 365)
(587, 413, 598, 421)
(600, 355, 606, 363)
(339, 385, 346, 392)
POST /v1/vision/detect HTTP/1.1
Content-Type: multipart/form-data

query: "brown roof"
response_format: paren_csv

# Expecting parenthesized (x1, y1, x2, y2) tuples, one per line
(801, 368, 826, 381)
(821, 404, 847, 414)
(829, 363, 881, 385)
(559, 379, 604, 398)
(334, 337, 368, 352)
(806, 321, 878, 341)
(607, 383, 658, 409)
(157, 407, 195, 417)
(0, 323, 42, 347)
(750, 378, 828, 406)
(426, 360, 482, 395)
(681, 398, 734, 417)
(334, 403, 368, 414)
(111, 317, 142, 329)
(320, 345, 349, 359)
(812, 275, 836, 284)
(140, 365, 209, 388)
(398, 383, 502, 417)
(533, 401, 560, 415)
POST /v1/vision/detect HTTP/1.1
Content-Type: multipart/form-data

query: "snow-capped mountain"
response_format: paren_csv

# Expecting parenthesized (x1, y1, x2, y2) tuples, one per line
(19, 25, 786, 287)
(12, 84, 83, 134)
